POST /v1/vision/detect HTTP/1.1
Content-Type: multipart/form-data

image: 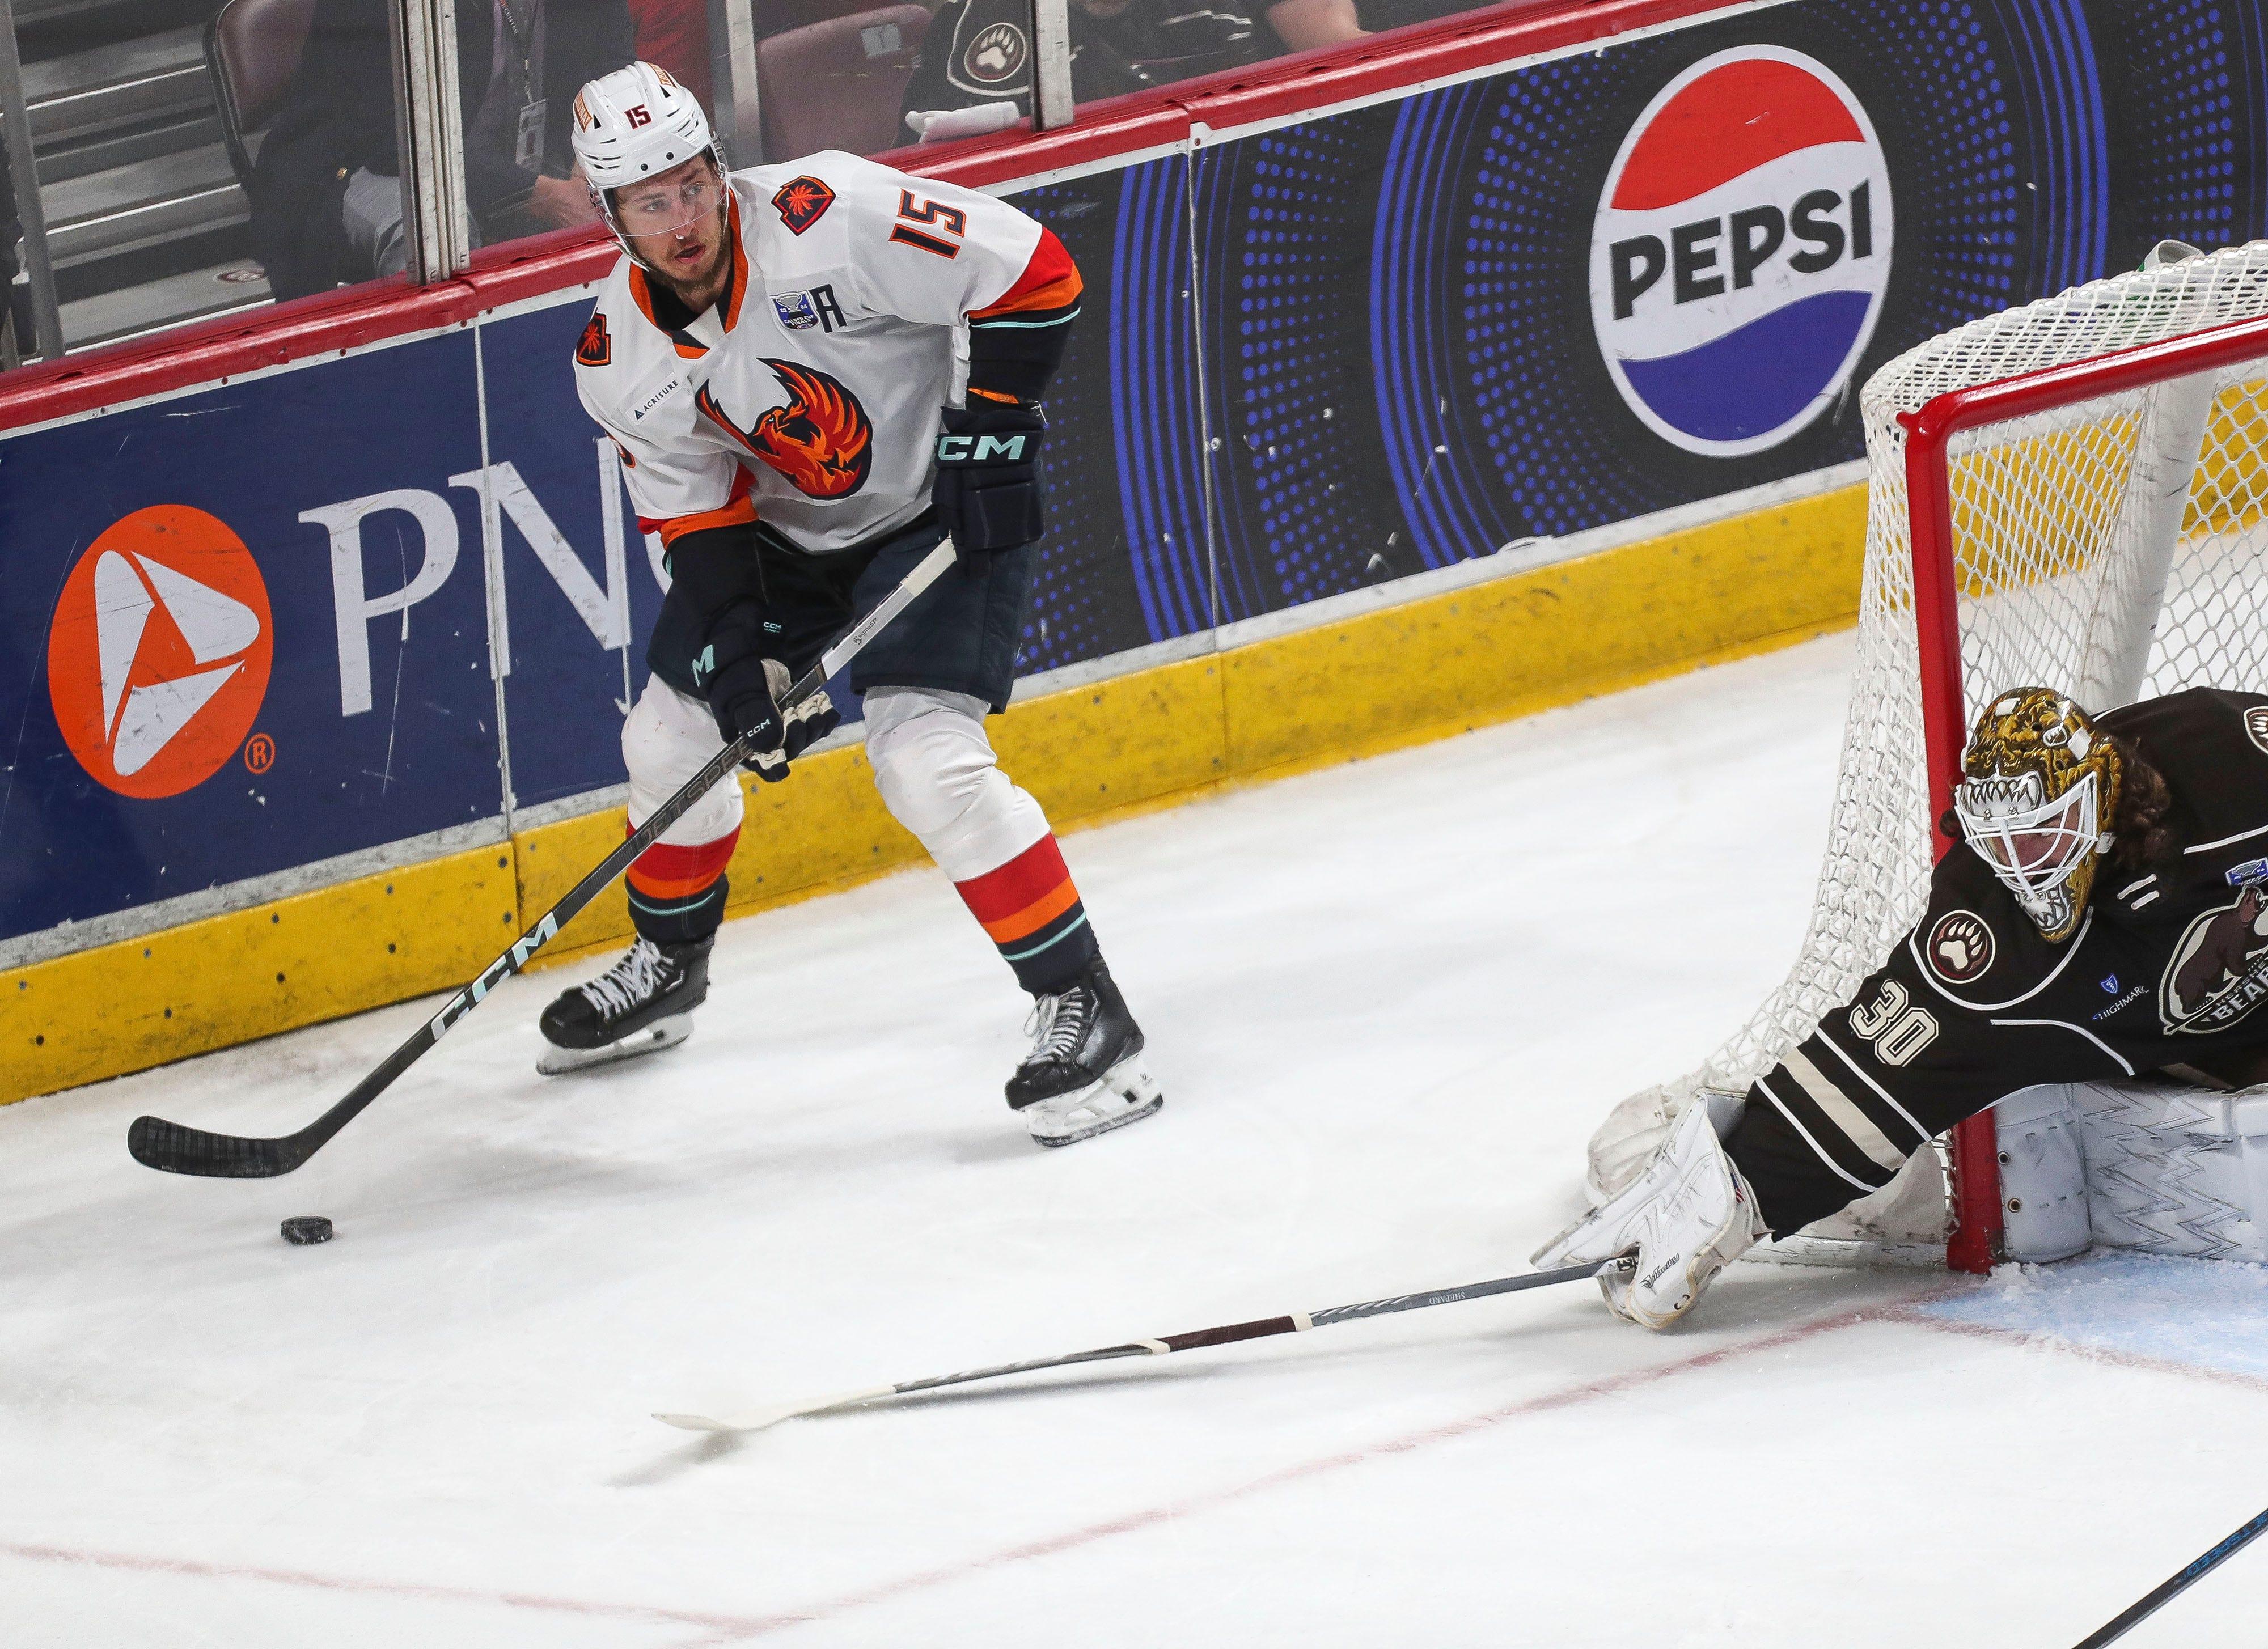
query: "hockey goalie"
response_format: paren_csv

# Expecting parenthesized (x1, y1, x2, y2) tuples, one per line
(1538, 684, 2268, 1328)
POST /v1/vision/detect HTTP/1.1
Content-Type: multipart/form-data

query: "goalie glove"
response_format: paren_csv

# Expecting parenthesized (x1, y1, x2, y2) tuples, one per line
(692, 603, 839, 782)
(933, 400, 1046, 568)
(1531, 1096, 1766, 1330)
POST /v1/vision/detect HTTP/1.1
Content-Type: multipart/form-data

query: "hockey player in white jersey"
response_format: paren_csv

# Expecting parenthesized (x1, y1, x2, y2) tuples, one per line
(537, 62, 1159, 1147)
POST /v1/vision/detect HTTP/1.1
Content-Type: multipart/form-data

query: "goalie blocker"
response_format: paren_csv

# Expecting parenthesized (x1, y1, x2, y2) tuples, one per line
(1546, 687, 2268, 1326)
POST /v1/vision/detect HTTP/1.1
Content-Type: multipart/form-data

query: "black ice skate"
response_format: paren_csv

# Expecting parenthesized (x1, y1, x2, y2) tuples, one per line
(1006, 960, 1162, 1146)
(536, 936, 710, 1075)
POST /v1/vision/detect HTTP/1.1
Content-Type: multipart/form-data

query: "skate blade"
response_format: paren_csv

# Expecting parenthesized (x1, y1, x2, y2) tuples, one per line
(1027, 1055, 1164, 1148)
(535, 1013, 693, 1076)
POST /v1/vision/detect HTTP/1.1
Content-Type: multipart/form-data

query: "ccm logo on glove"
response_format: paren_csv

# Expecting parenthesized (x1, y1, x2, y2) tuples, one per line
(932, 401, 1047, 567)
(936, 433, 1030, 461)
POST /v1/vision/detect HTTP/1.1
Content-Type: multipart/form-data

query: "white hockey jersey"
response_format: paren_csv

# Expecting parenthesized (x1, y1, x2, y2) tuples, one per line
(573, 150, 1077, 554)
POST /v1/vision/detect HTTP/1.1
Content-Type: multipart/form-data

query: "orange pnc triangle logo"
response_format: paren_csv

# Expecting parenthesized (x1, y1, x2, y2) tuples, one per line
(46, 505, 274, 799)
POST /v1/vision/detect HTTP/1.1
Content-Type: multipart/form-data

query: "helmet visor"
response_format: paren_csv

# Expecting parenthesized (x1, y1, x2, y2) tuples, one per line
(1955, 770, 2100, 898)
(611, 170, 724, 238)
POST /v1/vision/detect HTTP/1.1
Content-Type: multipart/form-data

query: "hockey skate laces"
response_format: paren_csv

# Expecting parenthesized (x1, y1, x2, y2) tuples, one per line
(1023, 991, 1088, 1063)
(1954, 769, 2101, 898)
(581, 938, 666, 1018)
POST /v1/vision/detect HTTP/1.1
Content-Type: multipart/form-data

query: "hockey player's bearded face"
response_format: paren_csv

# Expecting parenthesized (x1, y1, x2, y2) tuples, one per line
(617, 156, 730, 300)
(1954, 688, 2122, 942)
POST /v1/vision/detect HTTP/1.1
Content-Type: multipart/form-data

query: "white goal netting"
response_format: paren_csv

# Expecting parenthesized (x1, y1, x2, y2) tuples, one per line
(1655, 241, 2268, 1253)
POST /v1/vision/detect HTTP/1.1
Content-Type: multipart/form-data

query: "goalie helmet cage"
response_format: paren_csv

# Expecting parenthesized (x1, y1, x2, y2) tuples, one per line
(1689, 240, 2268, 1274)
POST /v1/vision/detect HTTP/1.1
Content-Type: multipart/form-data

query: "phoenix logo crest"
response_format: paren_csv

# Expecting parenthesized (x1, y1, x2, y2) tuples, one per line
(698, 360, 873, 499)
(772, 176, 835, 236)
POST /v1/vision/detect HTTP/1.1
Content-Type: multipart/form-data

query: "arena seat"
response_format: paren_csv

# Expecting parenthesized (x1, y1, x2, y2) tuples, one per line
(205, 0, 319, 188)
(756, 7, 931, 161)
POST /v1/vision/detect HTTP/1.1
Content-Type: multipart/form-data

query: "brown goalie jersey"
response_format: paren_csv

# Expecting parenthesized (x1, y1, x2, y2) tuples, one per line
(1727, 687, 2268, 1233)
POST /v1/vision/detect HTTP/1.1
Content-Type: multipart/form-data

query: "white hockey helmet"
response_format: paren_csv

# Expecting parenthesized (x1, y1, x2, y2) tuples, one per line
(571, 62, 727, 241)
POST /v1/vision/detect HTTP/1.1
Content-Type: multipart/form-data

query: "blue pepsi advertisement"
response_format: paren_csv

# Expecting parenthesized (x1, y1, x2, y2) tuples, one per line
(1194, 0, 2268, 618)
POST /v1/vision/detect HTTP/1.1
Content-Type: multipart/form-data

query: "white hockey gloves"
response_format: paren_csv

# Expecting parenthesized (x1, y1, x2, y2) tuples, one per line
(1533, 1097, 1767, 1330)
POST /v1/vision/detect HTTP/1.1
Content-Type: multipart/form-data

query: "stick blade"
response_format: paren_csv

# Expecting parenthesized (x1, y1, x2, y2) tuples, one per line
(653, 1384, 898, 1435)
(128, 1114, 300, 1178)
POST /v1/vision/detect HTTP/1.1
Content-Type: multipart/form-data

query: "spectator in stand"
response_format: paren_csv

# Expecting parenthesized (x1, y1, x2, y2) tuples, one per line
(901, 0, 1364, 133)
(251, 0, 636, 299)
(624, 0, 713, 109)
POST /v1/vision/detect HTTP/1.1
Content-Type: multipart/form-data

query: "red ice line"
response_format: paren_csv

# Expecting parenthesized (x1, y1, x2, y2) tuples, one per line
(1888, 1304, 2268, 1393)
(0, 1303, 1888, 1640)
(14, 1295, 2262, 1640)
(0, 1538, 776, 1636)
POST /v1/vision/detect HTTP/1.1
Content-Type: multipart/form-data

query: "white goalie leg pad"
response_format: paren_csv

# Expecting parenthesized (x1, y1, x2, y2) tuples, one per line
(863, 687, 1050, 880)
(1749, 1152, 1954, 1268)
(1535, 1096, 1766, 1330)
(1994, 1083, 2091, 1263)
(622, 677, 745, 845)
(1022, 1053, 1163, 1147)
(2066, 1076, 2268, 1262)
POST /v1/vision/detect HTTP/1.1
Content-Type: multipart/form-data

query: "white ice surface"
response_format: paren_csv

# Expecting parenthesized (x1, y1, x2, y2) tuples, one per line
(9, 633, 2268, 1647)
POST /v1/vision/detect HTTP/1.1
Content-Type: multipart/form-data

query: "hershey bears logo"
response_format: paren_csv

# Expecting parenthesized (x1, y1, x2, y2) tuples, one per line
(1926, 910, 1995, 984)
(697, 360, 873, 499)
(772, 176, 835, 236)
(575, 313, 611, 367)
(962, 20, 1027, 84)
(2160, 884, 2268, 1033)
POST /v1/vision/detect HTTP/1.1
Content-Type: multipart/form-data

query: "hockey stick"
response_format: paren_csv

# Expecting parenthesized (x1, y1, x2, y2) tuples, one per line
(2071, 1502, 2268, 1647)
(126, 539, 960, 1179)
(654, 1256, 1631, 1434)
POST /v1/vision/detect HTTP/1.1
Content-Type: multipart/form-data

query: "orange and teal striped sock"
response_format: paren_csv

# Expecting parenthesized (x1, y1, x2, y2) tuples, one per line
(954, 834, 1099, 994)
(625, 826, 739, 947)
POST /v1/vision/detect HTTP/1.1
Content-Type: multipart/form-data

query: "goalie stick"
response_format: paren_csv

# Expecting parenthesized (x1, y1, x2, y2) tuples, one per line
(126, 540, 960, 1180)
(2071, 1501, 2268, 1648)
(654, 1256, 1631, 1434)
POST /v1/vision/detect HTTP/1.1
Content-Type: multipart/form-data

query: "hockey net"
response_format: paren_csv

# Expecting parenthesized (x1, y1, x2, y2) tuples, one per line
(1664, 241, 2268, 1271)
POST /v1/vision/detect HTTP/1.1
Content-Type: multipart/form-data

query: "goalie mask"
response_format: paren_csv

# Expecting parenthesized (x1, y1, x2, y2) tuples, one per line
(1953, 688, 2122, 942)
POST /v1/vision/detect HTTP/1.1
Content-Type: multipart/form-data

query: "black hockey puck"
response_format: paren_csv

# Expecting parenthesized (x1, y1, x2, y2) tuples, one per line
(280, 1215, 334, 1245)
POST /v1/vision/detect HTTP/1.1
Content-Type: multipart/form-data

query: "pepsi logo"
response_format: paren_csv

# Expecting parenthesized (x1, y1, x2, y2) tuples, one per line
(46, 505, 273, 799)
(1590, 47, 1893, 457)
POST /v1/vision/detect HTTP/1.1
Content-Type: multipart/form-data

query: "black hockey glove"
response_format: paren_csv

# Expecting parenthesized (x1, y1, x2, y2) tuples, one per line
(932, 400, 1047, 570)
(692, 602, 839, 782)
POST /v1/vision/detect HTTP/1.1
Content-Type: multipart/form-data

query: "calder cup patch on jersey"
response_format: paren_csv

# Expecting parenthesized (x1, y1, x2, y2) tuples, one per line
(1926, 909, 1995, 985)
(2160, 884, 2268, 1033)
(773, 291, 820, 331)
(772, 176, 836, 236)
(1590, 46, 1893, 457)
(697, 359, 875, 498)
(46, 505, 274, 799)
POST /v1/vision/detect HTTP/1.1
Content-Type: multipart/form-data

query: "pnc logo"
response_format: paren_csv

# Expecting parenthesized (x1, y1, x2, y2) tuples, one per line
(46, 505, 273, 798)
(1590, 46, 1893, 457)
